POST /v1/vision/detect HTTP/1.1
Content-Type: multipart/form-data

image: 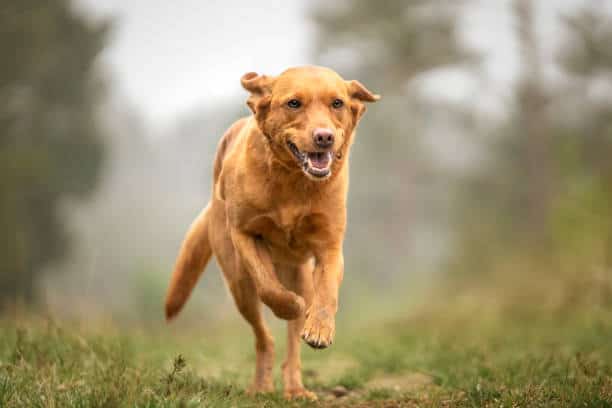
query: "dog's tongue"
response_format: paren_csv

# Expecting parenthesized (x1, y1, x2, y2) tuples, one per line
(308, 152, 331, 169)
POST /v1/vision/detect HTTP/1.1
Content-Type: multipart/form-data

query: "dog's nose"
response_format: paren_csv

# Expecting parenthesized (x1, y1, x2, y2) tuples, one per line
(313, 128, 335, 149)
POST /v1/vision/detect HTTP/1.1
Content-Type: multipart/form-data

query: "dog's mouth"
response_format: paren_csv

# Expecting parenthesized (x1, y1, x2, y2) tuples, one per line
(287, 141, 333, 179)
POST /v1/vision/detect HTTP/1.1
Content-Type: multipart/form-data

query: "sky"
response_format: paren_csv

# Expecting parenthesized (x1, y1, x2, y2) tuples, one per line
(76, 0, 593, 128)
(76, 0, 313, 127)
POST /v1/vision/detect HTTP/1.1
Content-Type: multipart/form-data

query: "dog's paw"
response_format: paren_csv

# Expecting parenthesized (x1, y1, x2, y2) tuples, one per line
(301, 306, 335, 349)
(262, 290, 305, 320)
(247, 381, 275, 395)
(284, 387, 318, 400)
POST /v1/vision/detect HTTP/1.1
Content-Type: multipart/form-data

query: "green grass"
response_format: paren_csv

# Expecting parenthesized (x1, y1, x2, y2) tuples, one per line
(0, 305, 611, 407)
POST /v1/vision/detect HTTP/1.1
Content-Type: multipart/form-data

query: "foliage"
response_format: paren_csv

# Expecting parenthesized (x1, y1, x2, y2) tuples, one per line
(312, 0, 475, 85)
(446, 2, 612, 284)
(559, 8, 612, 77)
(0, 0, 109, 305)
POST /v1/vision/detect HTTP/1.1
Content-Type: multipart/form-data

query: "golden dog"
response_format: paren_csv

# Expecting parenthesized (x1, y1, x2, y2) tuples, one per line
(165, 66, 379, 399)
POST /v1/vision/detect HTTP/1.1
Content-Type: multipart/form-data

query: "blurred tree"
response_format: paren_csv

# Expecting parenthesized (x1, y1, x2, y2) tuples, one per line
(559, 7, 612, 78)
(313, 0, 474, 90)
(446, 0, 557, 273)
(0, 0, 109, 307)
(514, 0, 553, 243)
(555, 5, 612, 268)
(448, 1, 612, 287)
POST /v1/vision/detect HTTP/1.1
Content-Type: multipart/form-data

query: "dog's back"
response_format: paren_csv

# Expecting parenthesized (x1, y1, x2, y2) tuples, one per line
(213, 117, 247, 184)
(164, 116, 247, 320)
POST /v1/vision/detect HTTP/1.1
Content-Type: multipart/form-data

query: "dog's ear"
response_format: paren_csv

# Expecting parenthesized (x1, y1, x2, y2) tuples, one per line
(346, 80, 380, 121)
(347, 80, 380, 102)
(241, 72, 275, 115)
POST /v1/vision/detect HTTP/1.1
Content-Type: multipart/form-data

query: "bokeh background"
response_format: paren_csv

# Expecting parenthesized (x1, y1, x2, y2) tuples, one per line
(2, 0, 612, 328)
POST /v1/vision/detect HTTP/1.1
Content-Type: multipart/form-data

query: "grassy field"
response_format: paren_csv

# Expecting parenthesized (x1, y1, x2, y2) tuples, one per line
(1, 301, 611, 407)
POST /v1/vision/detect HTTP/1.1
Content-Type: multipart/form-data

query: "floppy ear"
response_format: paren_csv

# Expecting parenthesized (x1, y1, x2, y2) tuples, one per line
(346, 80, 380, 121)
(347, 80, 380, 102)
(241, 72, 275, 115)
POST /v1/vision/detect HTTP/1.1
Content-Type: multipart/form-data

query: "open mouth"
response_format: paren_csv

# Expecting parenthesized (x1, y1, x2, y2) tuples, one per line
(287, 141, 333, 179)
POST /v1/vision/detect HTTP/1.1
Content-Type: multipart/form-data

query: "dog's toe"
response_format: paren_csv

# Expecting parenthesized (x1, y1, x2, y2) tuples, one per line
(284, 387, 318, 400)
(247, 382, 275, 395)
(301, 307, 335, 349)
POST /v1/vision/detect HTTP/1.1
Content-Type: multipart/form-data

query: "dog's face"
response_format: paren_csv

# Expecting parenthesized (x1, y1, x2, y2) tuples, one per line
(241, 66, 379, 180)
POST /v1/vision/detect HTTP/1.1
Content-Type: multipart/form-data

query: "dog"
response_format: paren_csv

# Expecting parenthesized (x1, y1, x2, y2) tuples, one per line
(164, 66, 379, 399)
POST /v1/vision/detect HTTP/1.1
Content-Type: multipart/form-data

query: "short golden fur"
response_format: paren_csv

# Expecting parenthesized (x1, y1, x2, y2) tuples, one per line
(165, 66, 379, 399)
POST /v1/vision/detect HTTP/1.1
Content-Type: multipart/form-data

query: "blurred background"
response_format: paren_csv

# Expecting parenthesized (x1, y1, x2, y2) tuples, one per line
(2, 0, 612, 326)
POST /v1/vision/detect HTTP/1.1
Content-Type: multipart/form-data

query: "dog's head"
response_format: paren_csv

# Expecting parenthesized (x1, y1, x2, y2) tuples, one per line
(241, 66, 379, 181)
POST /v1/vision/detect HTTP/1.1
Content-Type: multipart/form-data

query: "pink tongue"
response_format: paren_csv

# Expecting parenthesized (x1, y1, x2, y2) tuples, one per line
(309, 152, 330, 169)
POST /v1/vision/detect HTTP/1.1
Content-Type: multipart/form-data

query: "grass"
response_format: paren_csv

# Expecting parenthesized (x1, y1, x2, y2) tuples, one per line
(0, 302, 611, 407)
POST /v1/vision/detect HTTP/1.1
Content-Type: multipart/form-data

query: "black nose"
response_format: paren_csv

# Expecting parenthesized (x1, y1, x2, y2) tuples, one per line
(313, 128, 335, 148)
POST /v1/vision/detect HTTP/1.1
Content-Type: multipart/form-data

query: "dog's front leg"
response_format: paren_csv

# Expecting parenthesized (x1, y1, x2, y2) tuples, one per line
(230, 228, 305, 320)
(301, 248, 343, 349)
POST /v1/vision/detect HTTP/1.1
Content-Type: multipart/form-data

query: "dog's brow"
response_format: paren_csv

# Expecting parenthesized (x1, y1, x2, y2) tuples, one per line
(277, 91, 307, 104)
(273, 88, 311, 103)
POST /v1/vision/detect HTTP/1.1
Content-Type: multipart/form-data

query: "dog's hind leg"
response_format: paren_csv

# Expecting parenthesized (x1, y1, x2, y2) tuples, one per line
(228, 273, 276, 394)
(212, 217, 275, 394)
(230, 228, 305, 320)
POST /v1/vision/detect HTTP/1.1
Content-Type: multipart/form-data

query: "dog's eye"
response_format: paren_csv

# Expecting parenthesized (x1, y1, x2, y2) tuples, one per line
(287, 99, 302, 109)
(332, 99, 344, 109)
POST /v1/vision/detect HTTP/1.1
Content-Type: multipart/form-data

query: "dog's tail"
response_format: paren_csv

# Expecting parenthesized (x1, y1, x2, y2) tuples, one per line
(165, 204, 212, 321)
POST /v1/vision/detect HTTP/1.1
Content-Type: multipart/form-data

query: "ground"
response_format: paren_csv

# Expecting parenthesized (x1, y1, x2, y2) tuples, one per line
(1, 304, 611, 407)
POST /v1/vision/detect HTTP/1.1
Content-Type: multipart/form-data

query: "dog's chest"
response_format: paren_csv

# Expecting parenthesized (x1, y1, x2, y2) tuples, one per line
(275, 205, 304, 232)
(272, 206, 310, 247)
(244, 204, 315, 249)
